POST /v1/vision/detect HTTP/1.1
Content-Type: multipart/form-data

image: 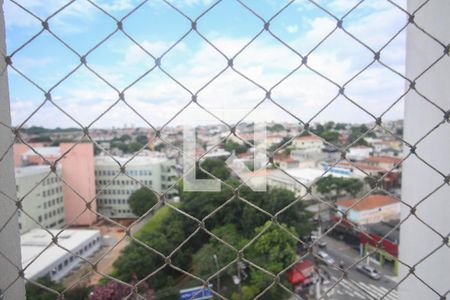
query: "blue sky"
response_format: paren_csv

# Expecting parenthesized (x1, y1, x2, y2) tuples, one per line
(4, 0, 407, 128)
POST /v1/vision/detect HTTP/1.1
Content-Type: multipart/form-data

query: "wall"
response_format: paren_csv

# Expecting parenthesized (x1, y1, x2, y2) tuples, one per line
(399, 1, 450, 299)
(60, 143, 97, 226)
(0, 1, 26, 298)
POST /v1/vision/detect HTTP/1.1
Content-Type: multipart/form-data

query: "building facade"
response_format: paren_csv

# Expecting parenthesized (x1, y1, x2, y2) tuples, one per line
(95, 153, 177, 219)
(13, 142, 97, 226)
(60, 143, 97, 226)
(292, 135, 324, 150)
(21, 229, 101, 281)
(336, 195, 400, 225)
(15, 165, 65, 234)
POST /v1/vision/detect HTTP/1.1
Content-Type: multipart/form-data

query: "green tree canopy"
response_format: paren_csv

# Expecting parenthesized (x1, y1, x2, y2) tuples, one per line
(267, 123, 285, 132)
(192, 224, 248, 278)
(224, 140, 250, 155)
(128, 187, 158, 217)
(244, 221, 298, 299)
(197, 158, 231, 181)
(319, 130, 340, 144)
(25, 275, 90, 300)
(347, 124, 375, 146)
(136, 134, 149, 145)
(316, 175, 364, 200)
(113, 165, 313, 295)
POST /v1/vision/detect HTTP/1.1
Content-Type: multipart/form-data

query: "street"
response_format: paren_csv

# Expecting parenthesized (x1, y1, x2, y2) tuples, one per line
(314, 236, 398, 300)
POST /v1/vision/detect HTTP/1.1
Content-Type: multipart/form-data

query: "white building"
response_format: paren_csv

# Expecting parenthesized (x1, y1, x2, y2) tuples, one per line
(336, 195, 400, 225)
(267, 168, 326, 198)
(292, 135, 324, 150)
(347, 146, 373, 161)
(95, 153, 177, 218)
(21, 229, 101, 281)
(15, 165, 65, 234)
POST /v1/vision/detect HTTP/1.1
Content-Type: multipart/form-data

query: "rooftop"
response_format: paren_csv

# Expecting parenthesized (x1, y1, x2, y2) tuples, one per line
(15, 165, 60, 177)
(363, 220, 400, 243)
(21, 229, 101, 280)
(365, 156, 402, 164)
(269, 167, 329, 185)
(23, 147, 60, 157)
(95, 153, 169, 166)
(337, 195, 399, 211)
(295, 135, 321, 141)
(336, 161, 385, 172)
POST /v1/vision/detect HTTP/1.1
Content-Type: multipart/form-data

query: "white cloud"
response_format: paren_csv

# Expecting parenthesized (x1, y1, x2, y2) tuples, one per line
(8, 0, 407, 127)
(286, 25, 298, 34)
(94, 0, 136, 12)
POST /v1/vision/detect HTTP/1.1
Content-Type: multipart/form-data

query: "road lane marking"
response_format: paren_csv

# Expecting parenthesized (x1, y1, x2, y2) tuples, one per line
(357, 281, 397, 300)
(374, 284, 398, 296)
(368, 283, 398, 299)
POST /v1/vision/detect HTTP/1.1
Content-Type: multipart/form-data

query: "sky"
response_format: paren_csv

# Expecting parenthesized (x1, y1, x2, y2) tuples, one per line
(4, 0, 408, 129)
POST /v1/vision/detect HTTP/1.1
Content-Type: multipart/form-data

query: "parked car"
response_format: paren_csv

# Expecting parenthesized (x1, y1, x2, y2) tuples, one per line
(318, 240, 327, 248)
(356, 264, 381, 280)
(317, 250, 335, 265)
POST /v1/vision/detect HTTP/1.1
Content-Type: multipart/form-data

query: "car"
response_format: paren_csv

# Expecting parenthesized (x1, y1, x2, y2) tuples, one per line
(317, 250, 335, 265)
(318, 240, 327, 248)
(356, 264, 381, 280)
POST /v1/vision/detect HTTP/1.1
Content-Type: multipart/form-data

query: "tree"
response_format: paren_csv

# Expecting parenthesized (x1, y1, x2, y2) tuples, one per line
(267, 123, 285, 132)
(247, 222, 297, 273)
(238, 187, 314, 238)
(313, 123, 324, 135)
(154, 143, 165, 152)
(316, 175, 364, 200)
(192, 224, 248, 278)
(324, 121, 335, 131)
(29, 135, 52, 143)
(319, 130, 340, 144)
(269, 136, 291, 153)
(224, 140, 249, 155)
(119, 134, 131, 142)
(114, 176, 313, 295)
(334, 123, 348, 130)
(347, 124, 375, 146)
(364, 175, 380, 189)
(89, 277, 155, 300)
(113, 207, 196, 289)
(128, 187, 158, 217)
(25, 276, 64, 300)
(25, 275, 90, 300)
(197, 158, 230, 181)
(136, 135, 149, 145)
(245, 221, 297, 298)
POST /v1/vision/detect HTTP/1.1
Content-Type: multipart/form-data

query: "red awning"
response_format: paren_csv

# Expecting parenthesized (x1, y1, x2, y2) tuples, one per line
(287, 269, 306, 285)
(287, 260, 315, 284)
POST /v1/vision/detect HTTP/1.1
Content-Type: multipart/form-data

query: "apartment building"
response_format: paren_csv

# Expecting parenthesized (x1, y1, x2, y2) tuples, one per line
(15, 165, 65, 234)
(13, 142, 97, 226)
(95, 152, 177, 219)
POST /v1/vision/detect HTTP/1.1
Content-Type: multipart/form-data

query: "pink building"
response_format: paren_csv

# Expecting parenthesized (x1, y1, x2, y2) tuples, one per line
(60, 143, 97, 226)
(13, 142, 97, 226)
(13, 143, 46, 167)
